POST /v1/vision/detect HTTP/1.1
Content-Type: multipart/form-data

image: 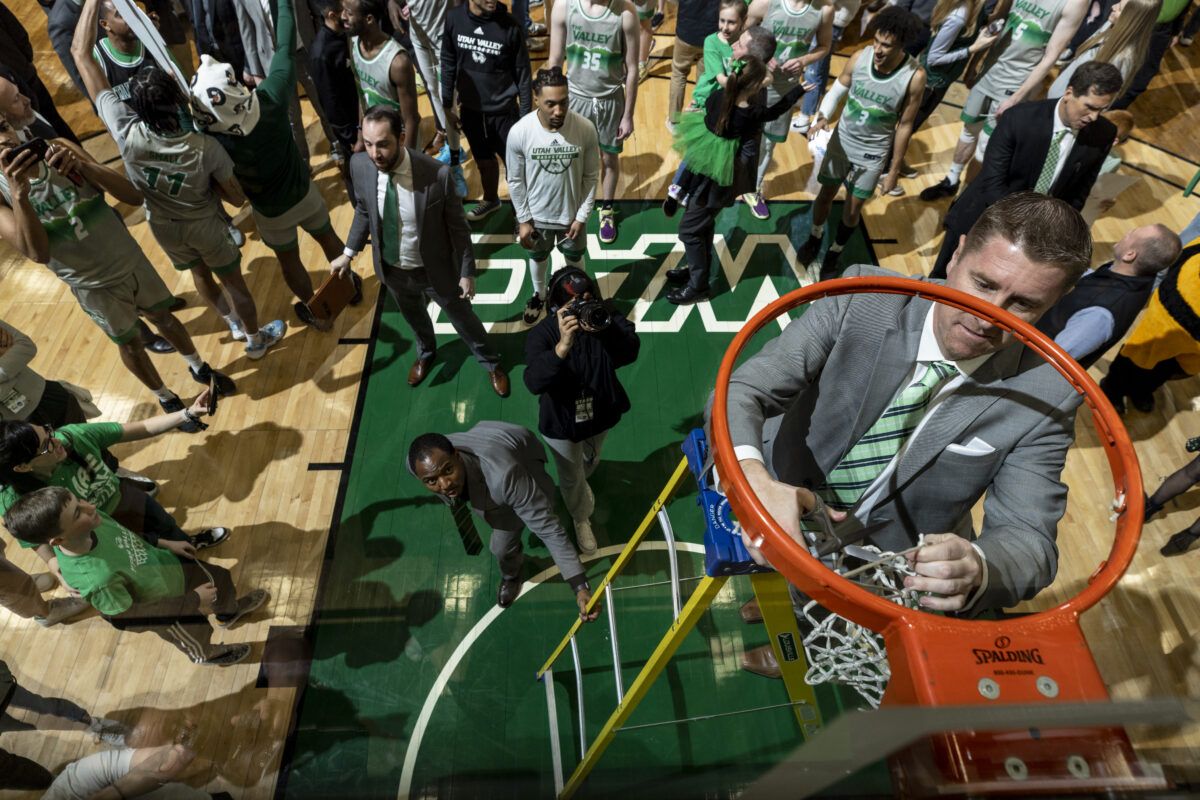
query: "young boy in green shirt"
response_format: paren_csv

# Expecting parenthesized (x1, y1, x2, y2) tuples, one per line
(3, 487, 267, 666)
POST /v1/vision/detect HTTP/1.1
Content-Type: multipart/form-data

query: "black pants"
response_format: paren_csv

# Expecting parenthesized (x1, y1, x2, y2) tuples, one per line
(26, 380, 87, 427)
(382, 266, 500, 367)
(931, 210, 973, 279)
(111, 481, 189, 545)
(679, 202, 720, 292)
(0, 748, 52, 790)
(1102, 354, 1187, 402)
(107, 560, 239, 663)
(460, 106, 519, 162)
(1112, 21, 1175, 109)
(912, 83, 952, 137)
(1, 684, 91, 733)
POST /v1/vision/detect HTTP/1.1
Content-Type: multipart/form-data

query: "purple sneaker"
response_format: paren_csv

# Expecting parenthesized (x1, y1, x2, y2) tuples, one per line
(599, 209, 617, 244)
(742, 192, 770, 220)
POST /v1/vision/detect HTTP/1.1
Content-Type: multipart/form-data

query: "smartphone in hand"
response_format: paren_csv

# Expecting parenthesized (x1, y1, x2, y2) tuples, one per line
(207, 374, 219, 415)
(5, 138, 49, 164)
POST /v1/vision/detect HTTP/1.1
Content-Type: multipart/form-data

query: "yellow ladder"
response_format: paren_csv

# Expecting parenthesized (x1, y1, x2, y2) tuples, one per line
(536, 455, 824, 799)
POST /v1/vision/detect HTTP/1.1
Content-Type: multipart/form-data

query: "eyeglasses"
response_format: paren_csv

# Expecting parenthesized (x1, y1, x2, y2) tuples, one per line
(35, 425, 56, 457)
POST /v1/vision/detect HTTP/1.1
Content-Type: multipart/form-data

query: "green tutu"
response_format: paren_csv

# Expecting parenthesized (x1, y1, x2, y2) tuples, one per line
(672, 110, 737, 187)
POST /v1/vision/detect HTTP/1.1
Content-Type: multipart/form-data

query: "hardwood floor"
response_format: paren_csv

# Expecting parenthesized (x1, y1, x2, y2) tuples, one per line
(2, 1, 1200, 797)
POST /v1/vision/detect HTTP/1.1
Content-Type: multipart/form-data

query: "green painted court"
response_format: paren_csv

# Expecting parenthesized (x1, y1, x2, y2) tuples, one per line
(277, 202, 885, 799)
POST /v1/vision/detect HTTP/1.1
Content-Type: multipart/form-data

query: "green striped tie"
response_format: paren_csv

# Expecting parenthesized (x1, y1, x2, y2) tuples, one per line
(1034, 129, 1069, 194)
(824, 361, 958, 510)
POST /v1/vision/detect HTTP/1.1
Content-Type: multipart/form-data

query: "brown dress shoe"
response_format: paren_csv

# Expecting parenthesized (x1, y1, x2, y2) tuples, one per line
(497, 578, 521, 608)
(740, 597, 764, 624)
(741, 643, 782, 679)
(490, 366, 511, 397)
(408, 358, 434, 386)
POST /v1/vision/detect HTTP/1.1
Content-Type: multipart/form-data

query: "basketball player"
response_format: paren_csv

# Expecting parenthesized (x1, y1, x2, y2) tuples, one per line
(548, 0, 640, 245)
(744, 0, 833, 220)
(342, 0, 421, 149)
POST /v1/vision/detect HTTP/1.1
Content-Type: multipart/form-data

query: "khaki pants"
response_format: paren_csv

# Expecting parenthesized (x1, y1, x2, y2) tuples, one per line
(668, 38, 705, 123)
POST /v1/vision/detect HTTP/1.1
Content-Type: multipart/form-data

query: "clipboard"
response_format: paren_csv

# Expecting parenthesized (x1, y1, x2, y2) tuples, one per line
(309, 272, 357, 322)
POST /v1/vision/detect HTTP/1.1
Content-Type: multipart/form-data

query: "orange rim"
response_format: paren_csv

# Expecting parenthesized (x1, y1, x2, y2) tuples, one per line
(710, 276, 1143, 634)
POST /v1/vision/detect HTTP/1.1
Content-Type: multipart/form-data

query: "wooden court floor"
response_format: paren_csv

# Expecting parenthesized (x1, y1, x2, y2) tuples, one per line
(2, 1, 1200, 797)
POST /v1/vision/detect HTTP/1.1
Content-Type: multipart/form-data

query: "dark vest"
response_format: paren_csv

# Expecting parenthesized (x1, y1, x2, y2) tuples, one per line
(1037, 262, 1157, 368)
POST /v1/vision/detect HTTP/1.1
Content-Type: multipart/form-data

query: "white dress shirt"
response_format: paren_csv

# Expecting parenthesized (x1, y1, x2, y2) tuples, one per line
(364, 153, 424, 269)
(1046, 101, 1078, 190)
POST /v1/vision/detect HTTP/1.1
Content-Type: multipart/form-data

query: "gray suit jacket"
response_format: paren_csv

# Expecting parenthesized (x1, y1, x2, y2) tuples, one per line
(444, 421, 585, 584)
(725, 265, 1080, 611)
(346, 149, 477, 304)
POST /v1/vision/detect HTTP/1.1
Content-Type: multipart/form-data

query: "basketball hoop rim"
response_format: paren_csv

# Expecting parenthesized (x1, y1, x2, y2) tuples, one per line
(710, 276, 1143, 634)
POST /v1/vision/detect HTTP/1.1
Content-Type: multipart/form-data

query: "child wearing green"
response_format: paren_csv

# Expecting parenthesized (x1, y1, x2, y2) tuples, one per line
(3, 487, 267, 666)
(0, 392, 230, 590)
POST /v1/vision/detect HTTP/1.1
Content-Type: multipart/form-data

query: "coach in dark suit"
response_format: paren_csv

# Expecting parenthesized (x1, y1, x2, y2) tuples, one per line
(723, 194, 1091, 616)
(332, 106, 510, 397)
(929, 61, 1122, 279)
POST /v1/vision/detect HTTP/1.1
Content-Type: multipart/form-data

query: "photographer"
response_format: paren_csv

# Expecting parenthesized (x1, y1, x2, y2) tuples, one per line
(523, 268, 640, 554)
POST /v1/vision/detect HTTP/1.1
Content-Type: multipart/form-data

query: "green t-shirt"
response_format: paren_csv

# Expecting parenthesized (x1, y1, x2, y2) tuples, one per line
(693, 33, 735, 110)
(1, 422, 124, 549)
(55, 512, 184, 616)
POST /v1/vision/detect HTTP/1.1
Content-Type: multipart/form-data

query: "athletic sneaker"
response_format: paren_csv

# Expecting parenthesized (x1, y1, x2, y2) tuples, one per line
(451, 164, 468, 198)
(820, 247, 843, 279)
(216, 589, 271, 629)
(638, 61, 650, 82)
(227, 224, 245, 247)
(34, 596, 91, 627)
(665, 117, 676, 136)
(435, 144, 469, 165)
(87, 717, 128, 747)
(190, 362, 236, 395)
(190, 526, 231, 550)
(245, 319, 286, 360)
(527, 20, 547, 35)
(898, 164, 919, 179)
(662, 194, 679, 217)
(1181, 36, 1195, 45)
(529, 0, 543, 6)
(790, 112, 811, 133)
(742, 192, 770, 220)
(160, 393, 207, 433)
(575, 519, 597, 555)
(466, 199, 502, 222)
(523, 294, 545, 325)
(116, 467, 158, 496)
(202, 643, 252, 666)
(919, 177, 959, 201)
(599, 208, 618, 244)
(228, 319, 246, 341)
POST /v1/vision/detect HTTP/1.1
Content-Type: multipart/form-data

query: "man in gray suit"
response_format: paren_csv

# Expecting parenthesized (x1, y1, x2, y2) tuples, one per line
(724, 193, 1091, 634)
(407, 422, 599, 618)
(331, 106, 511, 397)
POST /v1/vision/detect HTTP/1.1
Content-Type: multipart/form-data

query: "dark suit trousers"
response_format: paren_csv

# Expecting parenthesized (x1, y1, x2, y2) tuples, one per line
(382, 266, 500, 368)
(1112, 21, 1175, 110)
(679, 202, 719, 291)
(931, 211, 972, 278)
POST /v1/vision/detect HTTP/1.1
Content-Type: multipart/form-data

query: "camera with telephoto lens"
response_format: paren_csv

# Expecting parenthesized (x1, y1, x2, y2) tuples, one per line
(1186, 436, 1200, 453)
(562, 296, 611, 332)
(553, 268, 612, 332)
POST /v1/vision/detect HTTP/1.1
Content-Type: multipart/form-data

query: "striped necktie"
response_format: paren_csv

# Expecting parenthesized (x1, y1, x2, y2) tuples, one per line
(824, 361, 958, 510)
(451, 498, 483, 555)
(1034, 129, 1069, 194)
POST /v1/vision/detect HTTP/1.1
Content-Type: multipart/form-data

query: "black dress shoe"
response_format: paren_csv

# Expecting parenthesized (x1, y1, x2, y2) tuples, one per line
(665, 266, 689, 284)
(497, 578, 521, 608)
(1098, 378, 1126, 414)
(919, 177, 960, 201)
(348, 271, 364, 306)
(796, 233, 822, 266)
(1130, 393, 1156, 413)
(144, 335, 176, 354)
(667, 285, 711, 305)
(1161, 530, 1200, 557)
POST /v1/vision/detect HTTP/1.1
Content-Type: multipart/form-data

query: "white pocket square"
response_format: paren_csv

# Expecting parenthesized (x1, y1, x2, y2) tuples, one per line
(945, 437, 996, 456)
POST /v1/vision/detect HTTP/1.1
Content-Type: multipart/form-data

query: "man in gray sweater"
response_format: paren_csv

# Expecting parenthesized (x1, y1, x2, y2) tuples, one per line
(506, 67, 600, 326)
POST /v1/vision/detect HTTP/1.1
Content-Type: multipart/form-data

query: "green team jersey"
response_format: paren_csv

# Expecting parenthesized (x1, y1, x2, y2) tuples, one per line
(350, 36, 404, 111)
(693, 33, 735, 109)
(0, 422, 125, 550)
(975, 0, 1069, 98)
(565, 0, 627, 98)
(55, 512, 185, 617)
(836, 46, 919, 162)
(95, 90, 233, 223)
(765, 0, 823, 93)
(91, 38, 146, 104)
(0, 166, 144, 290)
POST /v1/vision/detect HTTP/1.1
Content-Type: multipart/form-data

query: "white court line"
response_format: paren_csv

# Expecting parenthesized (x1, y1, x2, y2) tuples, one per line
(397, 542, 707, 799)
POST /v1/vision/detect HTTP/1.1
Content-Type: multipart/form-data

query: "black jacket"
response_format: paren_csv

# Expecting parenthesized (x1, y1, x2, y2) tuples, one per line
(523, 311, 640, 442)
(441, 1, 532, 115)
(945, 99, 1115, 234)
(307, 24, 360, 149)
